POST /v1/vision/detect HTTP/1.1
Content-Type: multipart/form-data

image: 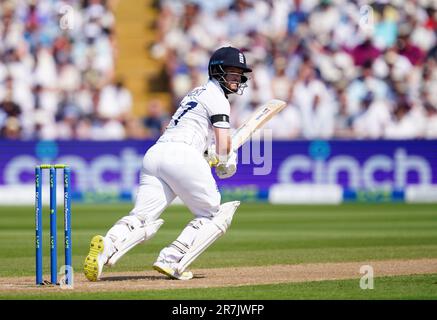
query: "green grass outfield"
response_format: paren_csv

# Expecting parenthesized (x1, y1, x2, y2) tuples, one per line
(1, 274, 437, 300)
(0, 203, 436, 299)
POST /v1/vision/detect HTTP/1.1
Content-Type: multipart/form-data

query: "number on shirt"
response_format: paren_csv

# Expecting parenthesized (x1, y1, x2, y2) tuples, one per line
(174, 101, 198, 126)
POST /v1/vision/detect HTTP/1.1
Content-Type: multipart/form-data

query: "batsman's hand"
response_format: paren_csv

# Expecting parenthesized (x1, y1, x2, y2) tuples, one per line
(215, 150, 237, 179)
(204, 144, 219, 167)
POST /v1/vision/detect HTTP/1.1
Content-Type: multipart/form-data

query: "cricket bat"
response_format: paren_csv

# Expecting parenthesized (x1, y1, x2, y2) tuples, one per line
(231, 99, 286, 150)
(205, 99, 286, 166)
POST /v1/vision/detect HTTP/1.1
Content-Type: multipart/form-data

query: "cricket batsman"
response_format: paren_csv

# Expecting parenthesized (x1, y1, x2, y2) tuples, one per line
(84, 46, 252, 280)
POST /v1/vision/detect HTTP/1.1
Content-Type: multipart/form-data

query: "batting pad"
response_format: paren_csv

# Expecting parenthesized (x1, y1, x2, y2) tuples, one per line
(106, 217, 164, 266)
(176, 201, 240, 273)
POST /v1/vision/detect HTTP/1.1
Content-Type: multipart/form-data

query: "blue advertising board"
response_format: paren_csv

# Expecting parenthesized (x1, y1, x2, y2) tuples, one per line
(0, 139, 436, 202)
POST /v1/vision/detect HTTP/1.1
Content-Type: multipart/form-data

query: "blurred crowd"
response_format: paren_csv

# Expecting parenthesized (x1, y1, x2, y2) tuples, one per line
(151, 0, 437, 139)
(2, 0, 437, 140)
(0, 0, 147, 140)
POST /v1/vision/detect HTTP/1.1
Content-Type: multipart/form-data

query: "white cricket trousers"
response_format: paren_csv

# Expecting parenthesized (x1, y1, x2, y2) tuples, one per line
(130, 141, 221, 221)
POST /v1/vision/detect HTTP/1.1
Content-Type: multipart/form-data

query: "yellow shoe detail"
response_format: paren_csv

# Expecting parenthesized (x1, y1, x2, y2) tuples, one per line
(83, 235, 104, 282)
(153, 263, 193, 280)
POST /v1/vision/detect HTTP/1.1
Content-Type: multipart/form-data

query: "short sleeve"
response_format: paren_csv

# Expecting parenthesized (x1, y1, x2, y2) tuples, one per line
(198, 80, 231, 129)
(205, 96, 231, 129)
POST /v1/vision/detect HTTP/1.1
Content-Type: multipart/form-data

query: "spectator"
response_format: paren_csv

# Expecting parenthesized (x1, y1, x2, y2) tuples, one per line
(0, 96, 21, 137)
(293, 58, 336, 139)
(287, 0, 308, 35)
(348, 38, 381, 67)
(143, 99, 170, 138)
(333, 87, 354, 138)
(373, 4, 398, 50)
(347, 60, 390, 117)
(396, 33, 425, 66)
(384, 97, 425, 139)
(271, 57, 293, 102)
(1, 116, 21, 139)
(352, 92, 391, 139)
(97, 78, 132, 121)
(424, 102, 437, 138)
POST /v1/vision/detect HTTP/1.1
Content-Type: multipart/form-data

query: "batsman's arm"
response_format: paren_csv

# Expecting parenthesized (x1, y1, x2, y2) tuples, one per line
(205, 127, 231, 167)
(214, 126, 231, 162)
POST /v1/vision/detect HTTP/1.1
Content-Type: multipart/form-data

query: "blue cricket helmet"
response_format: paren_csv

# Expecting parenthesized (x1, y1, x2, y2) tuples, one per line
(208, 46, 252, 94)
(208, 46, 252, 74)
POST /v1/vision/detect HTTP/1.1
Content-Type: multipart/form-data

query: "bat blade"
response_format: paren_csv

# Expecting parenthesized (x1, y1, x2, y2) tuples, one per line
(232, 99, 286, 150)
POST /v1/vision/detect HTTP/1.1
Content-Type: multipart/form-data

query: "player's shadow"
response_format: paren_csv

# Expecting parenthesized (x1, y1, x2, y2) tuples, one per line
(100, 275, 161, 282)
(100, 274, 206, 282)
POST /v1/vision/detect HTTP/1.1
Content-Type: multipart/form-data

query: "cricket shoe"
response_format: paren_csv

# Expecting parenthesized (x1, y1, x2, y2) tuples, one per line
(84, 235, 109, 281)
(152, 260, 193, 280)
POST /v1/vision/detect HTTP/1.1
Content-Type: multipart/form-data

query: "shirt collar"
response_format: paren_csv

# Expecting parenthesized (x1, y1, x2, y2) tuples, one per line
(209, 78, 227, 98)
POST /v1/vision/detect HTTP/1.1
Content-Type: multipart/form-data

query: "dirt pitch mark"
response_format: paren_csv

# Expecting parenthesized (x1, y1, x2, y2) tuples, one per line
(0, 258, 436, 293)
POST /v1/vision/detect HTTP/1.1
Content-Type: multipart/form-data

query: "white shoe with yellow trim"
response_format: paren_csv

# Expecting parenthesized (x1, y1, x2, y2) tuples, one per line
(152, 261, 193, 280)
(83, 235, 107, 281)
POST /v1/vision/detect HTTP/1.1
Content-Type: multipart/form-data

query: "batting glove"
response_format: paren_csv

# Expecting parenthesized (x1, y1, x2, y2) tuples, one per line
(204, 144, 219, 167)
(215, 150, 237, 179)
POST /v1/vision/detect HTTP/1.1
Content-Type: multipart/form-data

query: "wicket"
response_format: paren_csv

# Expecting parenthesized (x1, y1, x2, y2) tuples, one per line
(35, 164, 72, 286)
